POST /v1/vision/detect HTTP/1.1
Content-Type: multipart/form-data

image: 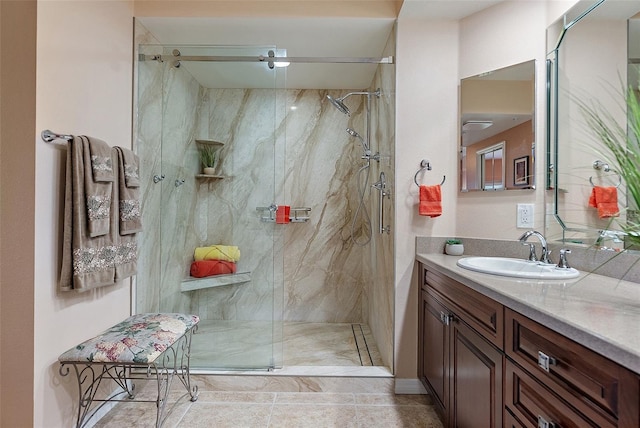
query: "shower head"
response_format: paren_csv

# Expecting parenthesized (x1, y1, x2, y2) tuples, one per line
(326, 94, 351, 116)
(346, 128, 369, 152)
(326, 89, 381, 117)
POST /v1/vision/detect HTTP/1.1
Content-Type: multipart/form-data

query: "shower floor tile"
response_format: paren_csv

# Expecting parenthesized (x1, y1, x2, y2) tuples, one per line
(189, 321, 383, 369)
(284, 322, 383, 366)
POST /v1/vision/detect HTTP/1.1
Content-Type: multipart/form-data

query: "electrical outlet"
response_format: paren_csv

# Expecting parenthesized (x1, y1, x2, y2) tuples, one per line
(517, 203, 535, 228)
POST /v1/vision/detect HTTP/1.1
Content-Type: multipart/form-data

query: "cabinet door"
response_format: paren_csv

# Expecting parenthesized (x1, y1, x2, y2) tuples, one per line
(450, 318, 503, 428)
(420, 289, 449, 420)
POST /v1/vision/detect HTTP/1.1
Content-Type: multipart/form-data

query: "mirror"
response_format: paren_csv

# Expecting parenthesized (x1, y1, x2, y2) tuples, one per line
(459, 60, 535, 192)
(546, 0, 640, 245)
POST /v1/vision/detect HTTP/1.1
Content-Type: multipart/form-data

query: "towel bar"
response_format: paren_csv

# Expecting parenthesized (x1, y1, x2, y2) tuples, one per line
(42, 129, 73, 143)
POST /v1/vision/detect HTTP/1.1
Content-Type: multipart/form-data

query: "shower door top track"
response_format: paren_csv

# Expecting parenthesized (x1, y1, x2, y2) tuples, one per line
(140, 53, 394, 65)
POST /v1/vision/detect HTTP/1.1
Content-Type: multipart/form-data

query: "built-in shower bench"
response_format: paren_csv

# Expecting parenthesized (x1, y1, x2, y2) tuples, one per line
(58, 313, 199, 428)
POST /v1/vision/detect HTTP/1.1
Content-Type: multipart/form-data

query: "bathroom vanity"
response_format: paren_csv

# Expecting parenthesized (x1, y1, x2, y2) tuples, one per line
(416, 253, 640, 428)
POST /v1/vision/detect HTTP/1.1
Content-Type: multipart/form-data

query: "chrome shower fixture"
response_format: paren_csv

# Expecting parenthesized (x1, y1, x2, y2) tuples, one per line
(346, 128, 369, 153)
(326, 94, 351, 116)
(326, 88, 382, 117)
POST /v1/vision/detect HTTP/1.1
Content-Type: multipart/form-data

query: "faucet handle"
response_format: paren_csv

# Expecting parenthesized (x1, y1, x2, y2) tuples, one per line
(522, 242, 537, 261)
(557, 248, 571, 269)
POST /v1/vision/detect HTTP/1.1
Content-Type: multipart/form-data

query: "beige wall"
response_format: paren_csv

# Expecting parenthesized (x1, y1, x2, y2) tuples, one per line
(134, 0, 401, 18)
(33, 1, 134, 426)
(0, 2, 37, 426)
(456, 1, 548, 239)
(395, 15, 459, 381)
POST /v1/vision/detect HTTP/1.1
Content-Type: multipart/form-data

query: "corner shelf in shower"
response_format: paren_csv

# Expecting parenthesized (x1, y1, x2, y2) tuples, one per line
(195, 139, 224, 147)
(195, 174, 227, 180)
(180, 271, 251, 292)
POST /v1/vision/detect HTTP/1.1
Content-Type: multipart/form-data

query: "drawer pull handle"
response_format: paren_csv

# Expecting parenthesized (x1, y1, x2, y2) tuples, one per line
(439, 311, 454, 326)
(537, 351, 557, 372)
(538, 415, 556, 428)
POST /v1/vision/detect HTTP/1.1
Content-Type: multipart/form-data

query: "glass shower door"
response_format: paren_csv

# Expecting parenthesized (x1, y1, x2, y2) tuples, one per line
(137, 44, 284, 370)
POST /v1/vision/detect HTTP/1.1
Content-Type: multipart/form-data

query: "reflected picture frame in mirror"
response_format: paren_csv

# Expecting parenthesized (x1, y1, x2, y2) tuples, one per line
(459, 60, 536, 192)
(546, 0, 640, 247)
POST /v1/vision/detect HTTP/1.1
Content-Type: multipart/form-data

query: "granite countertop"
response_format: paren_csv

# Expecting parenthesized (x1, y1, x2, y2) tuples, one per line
(416, 253, 640, 374)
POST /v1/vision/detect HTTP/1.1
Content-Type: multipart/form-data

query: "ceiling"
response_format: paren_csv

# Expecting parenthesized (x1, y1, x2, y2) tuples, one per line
(138, 1, 505, 89)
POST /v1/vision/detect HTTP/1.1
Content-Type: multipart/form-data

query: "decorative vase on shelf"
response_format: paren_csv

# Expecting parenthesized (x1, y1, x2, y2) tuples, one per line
(198, 144, 219, 176)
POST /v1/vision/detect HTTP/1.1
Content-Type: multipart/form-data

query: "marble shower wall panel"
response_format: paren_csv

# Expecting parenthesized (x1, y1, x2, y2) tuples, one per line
(195, 88, 280, 322)
(194, 88, 369, 324)
(282, 89, 368, 323)
(366, 25, 396, 369)
(135, 25, 164, 313)
(158, 64, 206, 315)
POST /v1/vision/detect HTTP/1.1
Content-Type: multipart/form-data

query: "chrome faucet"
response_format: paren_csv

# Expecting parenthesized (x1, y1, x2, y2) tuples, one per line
(518, 230, 551, 264)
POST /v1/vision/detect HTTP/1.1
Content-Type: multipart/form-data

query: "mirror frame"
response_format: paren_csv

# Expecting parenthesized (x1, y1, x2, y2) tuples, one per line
(546, 0, 640, 244)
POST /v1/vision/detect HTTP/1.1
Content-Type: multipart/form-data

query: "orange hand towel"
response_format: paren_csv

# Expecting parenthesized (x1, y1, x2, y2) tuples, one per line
(190, 260, 237, 278)
(419, 184, 442, 217)
(588, 186, 619, 219)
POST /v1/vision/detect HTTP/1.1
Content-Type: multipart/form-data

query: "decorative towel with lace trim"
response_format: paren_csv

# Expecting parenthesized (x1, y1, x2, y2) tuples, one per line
(59, 136, 140, 292)
(82, 136, 114, 237)
(115, 147, 142, 235)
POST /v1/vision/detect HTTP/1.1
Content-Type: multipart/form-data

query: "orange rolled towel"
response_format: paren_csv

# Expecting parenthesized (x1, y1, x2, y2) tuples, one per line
(190, 260, 237, 278)
(588, 186, 619, 219)
(419, 184, 442, 218)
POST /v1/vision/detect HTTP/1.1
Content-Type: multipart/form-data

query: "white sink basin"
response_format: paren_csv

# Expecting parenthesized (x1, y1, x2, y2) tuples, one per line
(456, 257, 580, 279)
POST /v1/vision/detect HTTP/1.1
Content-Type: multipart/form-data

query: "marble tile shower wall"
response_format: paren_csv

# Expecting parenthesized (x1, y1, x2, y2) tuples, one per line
(136, 57, 394, 327)
(366, 25, 395, 369)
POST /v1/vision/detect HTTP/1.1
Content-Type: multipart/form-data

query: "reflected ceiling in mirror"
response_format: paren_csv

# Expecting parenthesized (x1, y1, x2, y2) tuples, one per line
(459, 60, 535, 192)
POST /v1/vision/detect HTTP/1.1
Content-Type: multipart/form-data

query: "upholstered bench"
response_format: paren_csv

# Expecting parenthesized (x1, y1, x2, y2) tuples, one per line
(59, 313, 199, 428)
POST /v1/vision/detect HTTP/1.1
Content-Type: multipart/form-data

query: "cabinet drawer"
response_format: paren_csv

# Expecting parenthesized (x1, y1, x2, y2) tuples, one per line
(424, 268, 503, 348)
(505, 359, 614, 428)
(506, 309, 622, 425)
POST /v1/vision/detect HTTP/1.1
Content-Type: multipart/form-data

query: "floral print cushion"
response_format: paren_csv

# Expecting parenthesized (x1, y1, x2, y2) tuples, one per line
(58, 313, 199, 364)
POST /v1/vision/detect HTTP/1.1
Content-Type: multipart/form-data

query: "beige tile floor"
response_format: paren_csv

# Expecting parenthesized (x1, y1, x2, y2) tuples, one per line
(96, 389, 444, 427)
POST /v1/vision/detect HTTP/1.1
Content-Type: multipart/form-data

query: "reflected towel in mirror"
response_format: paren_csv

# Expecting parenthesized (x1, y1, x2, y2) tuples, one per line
(588, 186, 619, 219)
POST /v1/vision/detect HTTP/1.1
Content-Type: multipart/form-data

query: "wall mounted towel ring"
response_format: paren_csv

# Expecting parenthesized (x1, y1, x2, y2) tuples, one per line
(414, 159, 446, 187)
(589, 173, 621, 188)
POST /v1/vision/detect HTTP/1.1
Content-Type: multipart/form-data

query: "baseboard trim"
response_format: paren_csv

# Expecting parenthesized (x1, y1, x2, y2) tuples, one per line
(394, 378, 428, 394)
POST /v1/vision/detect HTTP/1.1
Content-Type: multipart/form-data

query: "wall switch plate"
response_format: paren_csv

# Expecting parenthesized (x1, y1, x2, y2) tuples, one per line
(517, 203, 535, 228)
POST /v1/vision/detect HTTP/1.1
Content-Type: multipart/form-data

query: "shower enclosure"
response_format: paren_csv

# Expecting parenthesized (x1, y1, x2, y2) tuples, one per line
(135, 24, 396, 372)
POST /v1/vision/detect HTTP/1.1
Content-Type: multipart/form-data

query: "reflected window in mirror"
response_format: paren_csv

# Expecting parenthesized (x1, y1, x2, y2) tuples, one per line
(477, 142, 505, 190)
(459, 60, 535, 192)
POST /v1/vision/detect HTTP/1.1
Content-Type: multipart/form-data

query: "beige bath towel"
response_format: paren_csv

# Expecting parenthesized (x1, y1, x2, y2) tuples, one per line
(59, 136, 117, 292)
(82, 136, 113, 237)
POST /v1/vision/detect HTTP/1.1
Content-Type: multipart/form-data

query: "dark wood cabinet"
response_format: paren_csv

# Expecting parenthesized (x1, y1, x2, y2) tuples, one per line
(419, 267, 503, 427)
(418, 262, 640, 428)
(419, 289, 449, 418)
(450, 316, 503, 427)
(506, 308, 640, 428)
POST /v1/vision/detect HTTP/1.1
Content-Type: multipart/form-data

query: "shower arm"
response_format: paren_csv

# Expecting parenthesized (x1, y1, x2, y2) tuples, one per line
(342, 89, 380, 152)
